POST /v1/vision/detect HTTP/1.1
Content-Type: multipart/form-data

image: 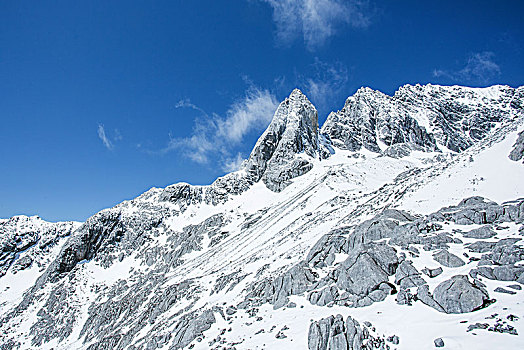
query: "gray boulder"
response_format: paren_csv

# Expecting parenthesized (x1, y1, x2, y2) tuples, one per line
(466, 241, 495, 253)
(432, 275, 490, 313)
(335, 243, 398, 296)
(395, 260, 425, 289)
(417, 284, 445, 312)
(433, 249, 465, 268)
(494, 287, 516, 295)
(470, 264, 524, 282)
(422, 267, 443, 278)
(463, 225, 497, 239)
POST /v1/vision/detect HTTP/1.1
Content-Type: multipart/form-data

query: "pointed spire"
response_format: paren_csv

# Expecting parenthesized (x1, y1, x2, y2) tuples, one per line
(242, 89, 319, 192)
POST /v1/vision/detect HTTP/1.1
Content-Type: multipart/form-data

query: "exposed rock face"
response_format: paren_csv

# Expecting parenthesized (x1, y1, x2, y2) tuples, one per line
(463, 225, 497, 239)
(430, 196, 524, 225)
(468, 235, 524, 282)
(243, 88, 320, 192)
(241, 196, 524, 317)
(159, 171, 255, 209)
(245, 262, 318, 309)
(158, 89, 322, 210)
(422, 267, 443, 278)
(509, 129, 524, 162)
(322, 84, 522, 154)
(0, 215, 80, 278)
(322, 87, 437, 154)
(395, 260, 425, 289)
(333, 243, 398, 296)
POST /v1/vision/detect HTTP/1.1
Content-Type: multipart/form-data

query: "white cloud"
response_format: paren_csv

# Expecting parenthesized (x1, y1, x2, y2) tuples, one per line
(433, 52, 501, 84)
(261, 0, 372, 49)
(162, 118, 216, 164)
(303, 59, 349, 112)
(217, 88, 278, 143)
(163, 87, 278, 169)
(114, 129, 123, 141)
(222, 152, 245, 172)
(97, 124, 113, 150)
(175, 98, 208, 116)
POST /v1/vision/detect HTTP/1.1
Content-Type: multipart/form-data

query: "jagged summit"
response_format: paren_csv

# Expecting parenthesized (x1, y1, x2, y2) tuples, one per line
(288, 87, 307, 99)
(160, 84, 523, 207)
(243, 87, 320, 191)
(158, 89, 321, 209)
(322, 84, 523, 156)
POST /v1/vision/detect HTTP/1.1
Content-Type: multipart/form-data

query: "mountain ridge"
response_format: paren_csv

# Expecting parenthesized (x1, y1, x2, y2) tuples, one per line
(153, 83, 524, 212)
(1, 83, 523, 350)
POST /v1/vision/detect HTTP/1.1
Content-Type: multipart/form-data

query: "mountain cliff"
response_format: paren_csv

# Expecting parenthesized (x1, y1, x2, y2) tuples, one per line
(1, 84, 524, 350)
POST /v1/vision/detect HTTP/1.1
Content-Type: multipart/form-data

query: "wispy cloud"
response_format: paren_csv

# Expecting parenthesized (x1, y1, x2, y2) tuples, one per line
(216, 89, 278, 143)
(114, 129, 123, 141)
(222, 152, 245, 172)
(260, 0, 372, 50)
(433, 51, 501, 84)
(302, 58, 349, 112)
(97, 124, 114, 150)
(97, 124, 123, 151)
(175, 98, 208, 115)
(163, 87, 278, 169)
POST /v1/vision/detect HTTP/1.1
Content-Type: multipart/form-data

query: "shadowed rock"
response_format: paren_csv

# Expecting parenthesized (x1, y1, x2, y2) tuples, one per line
(509, 130, 524, 162)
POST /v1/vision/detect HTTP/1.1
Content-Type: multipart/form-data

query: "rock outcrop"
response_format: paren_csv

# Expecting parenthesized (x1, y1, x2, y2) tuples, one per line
(308, 314, 387, 350)
(0, 215, 80, 278)
(509, 129, 524, 162)
(433, 249, 465, 268)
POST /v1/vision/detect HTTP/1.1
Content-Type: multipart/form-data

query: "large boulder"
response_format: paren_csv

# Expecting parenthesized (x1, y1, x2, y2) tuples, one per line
(395, 260, 425, 289)
(432, 275, 491, 314)
(463, 225, 497, 239)
(335, 243, 398, 296)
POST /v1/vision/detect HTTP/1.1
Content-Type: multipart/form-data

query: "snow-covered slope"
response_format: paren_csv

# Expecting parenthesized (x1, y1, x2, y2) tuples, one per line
(0, 216, 80, 310)
(0, 84, 523, 350)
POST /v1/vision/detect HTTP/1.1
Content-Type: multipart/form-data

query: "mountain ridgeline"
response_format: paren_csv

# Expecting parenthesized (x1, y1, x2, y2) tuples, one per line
(1, 84, 524, 350)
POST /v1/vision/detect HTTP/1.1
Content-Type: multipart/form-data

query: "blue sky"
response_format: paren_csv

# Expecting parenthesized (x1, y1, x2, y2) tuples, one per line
(1, 0, 523, 221)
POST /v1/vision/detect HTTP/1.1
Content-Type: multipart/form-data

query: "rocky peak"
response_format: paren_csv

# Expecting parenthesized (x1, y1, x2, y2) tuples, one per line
(158, 89, 321, 208)
(322, 84, 523, 155)
(242, 88, 320, 192)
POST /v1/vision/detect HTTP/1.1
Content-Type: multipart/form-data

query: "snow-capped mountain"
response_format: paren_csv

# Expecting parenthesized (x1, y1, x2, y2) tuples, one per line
(1, 84, 523, 350)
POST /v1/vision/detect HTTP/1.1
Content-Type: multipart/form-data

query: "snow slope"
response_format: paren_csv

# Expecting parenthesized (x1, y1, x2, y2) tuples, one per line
(0, 84, 523, 350)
